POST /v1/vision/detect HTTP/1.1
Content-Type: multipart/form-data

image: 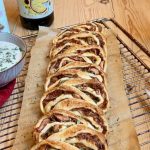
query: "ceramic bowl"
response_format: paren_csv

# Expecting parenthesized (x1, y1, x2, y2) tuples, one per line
(0, 32, 27, 87)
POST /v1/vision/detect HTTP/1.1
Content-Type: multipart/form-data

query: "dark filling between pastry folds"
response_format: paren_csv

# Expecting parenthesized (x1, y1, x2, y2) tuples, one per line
(93, 33, 105, 48)
(74, 143, 93, 150)
(83, 91, 100, 103)
(76, 133, 105, 150)
(84, 67, 100, 75)
(36, 113, 85, 140)
(58, 31, 79, 40)
(83, 90, 108, 109)
(50, 74, 78, 86)
(41, 125, 63, 139)
(76, 48, 104, 63)
(72, 108, 107, 134)
(50, 56, 85, 71)
(51, 45, 71, 59)
(77, 81, 105, 95)
(56, 39, 82, 48)
(37, 113, 78, 132)
(77, 37, 97, 45)
(43, 90, 82, 106)
(38, 145, 55, 150)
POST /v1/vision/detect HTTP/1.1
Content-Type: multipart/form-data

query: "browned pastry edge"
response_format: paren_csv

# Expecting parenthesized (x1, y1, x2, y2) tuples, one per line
(47, 124, 108, 150)
(31, 140, 79, 150)
(45, 68, 106, 91)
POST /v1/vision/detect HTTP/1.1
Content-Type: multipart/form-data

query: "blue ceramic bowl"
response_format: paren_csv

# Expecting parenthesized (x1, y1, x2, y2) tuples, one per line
(0, 33, 27, 87)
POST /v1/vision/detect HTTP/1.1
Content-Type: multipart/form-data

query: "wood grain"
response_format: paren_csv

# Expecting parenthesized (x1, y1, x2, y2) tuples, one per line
(113, 0, 150, 49)
(53, 0, 113, 28)
(112, 0, 150, 67)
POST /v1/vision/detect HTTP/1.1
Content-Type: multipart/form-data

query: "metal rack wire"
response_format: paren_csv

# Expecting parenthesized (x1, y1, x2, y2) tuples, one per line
(0, 18, 149, 150)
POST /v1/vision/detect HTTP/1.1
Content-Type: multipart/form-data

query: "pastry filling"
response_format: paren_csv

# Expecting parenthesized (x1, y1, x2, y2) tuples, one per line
(50, 74, 78, 86)
(43, 90, 81, 106)
(93, 33, 105, 48)
(72, 108, 107, 134)
(76, 48, 104, 60)
(38, 145, 55, 150)
(50, 56, 85, 71)
(41, 124, 73, 140)
(77, 37, 97, 45)
(56, 39, 82, 48)
(76, 133, 105, 150)
(74, 143, 93, 150)
(37, 114, 78, 132)
(77, 81, 105, 95)
(58, 31, 78, 40)
(84, 67, 100, 75)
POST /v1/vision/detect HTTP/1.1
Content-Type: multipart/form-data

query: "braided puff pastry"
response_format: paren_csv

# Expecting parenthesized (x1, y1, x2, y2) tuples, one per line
(40, 98, 107, 133)
(34, 108, 107, 142)
(57, 22, 103, 41)
(41, 79, 108, 114)
(53, 99, 108, 134)
(50, 31, 106, 59)
(34, 109, 88, 142)
(32, 22, 109, 150)
(48, 61, 104, 75)
(44, 78, 108, 109)
(47, 45, 107, 75)
(31, 140, 79, 150)
(47, 124, 108, 150)
(45, 68, 105, 91)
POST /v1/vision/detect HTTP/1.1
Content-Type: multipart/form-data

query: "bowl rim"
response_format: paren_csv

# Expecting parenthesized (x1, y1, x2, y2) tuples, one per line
(0, 32, 27, 73)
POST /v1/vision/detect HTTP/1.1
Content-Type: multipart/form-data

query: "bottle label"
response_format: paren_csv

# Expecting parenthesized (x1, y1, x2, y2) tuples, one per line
(17, 0, 53, 19)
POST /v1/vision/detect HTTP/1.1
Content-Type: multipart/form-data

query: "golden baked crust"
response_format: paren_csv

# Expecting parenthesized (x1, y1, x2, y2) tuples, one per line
(48, 61, 105, 75)
(52, 98, 108, 134)
(57, 22, 103, 41)
(47, 124, 108, 150)
(43, 78, 108, 110)
(34, 108, 107, 143)
(47, 45, 107, 74)
(45, 68, 105, 91)
(50, 31, 106, 59)
(31, 140, 79, 150)
(33, 109, 88, 142)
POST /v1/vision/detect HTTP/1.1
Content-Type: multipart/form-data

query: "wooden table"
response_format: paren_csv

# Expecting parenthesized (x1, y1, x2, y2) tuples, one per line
(1, 0, 150, 149)
(3, 0, 150, 48)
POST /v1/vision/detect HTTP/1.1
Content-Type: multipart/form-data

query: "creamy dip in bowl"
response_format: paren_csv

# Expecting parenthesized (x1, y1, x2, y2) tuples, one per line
(0, 33, 27, 87)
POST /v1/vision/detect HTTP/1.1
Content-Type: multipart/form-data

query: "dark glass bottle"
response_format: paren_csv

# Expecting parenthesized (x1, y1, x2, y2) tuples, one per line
(17, 0, 54, 30)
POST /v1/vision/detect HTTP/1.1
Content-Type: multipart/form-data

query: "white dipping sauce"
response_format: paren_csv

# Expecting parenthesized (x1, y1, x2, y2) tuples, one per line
(0, 41, 22, 72)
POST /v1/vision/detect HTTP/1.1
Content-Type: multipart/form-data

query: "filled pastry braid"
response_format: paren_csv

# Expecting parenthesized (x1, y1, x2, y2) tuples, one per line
(41, 79, 108, 114)
(34, 108, 107, 142)
(31, 22, 109, 150)
(43, 78, 108, 109)
(31, 140, 79, 150)
(52, 99, 108, 134)
(57, 22, 103, 41)
(48, 61, 104, 75)
(50, 31, 106, 59)
(34, 109, 88, 142)
(47, 124, 108, 150)
(41, 85, 98, 113)
(45, 68, 105, 91)
(48, 45, 107, 74)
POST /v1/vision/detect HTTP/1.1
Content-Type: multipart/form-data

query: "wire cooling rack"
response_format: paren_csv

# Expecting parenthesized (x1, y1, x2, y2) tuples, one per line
(0, 18, 149, 150)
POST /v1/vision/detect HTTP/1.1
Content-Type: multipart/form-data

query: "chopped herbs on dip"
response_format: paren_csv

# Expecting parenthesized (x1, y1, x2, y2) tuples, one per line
(0, 41, 22, 72)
